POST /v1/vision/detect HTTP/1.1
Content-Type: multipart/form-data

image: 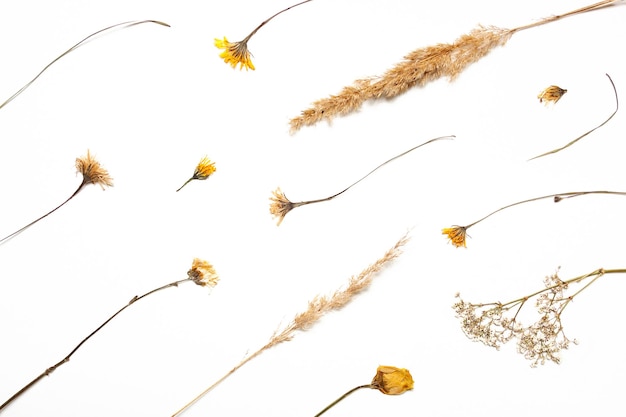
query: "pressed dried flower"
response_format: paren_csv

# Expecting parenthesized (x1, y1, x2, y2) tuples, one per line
(269, 187, 298, 226)
(371, 366, 414, 395)
(538, 85, 567, 105)
(442, 226, 467, 248)
(215, 0, 313, 70)
(176, 156, 217, 192)
(214, 37, 255, 71)
(188, 258, 219, 288)
(76, 150, 114, 189)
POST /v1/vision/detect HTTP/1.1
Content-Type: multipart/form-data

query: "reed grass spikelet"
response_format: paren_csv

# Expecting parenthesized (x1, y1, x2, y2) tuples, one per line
(289, 0, 620, 133)
(171, 233, 409, 416)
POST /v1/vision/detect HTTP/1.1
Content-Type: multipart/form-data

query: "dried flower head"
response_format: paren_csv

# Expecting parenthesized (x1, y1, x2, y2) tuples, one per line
(442, 226, 468, 248)
(188, 258, 219, 288)
(214, 37, 255, 71)
(75, 150, 114, 189)
(538, 85, 567, 105)
(269, 187, 297, 226)
(177, 156, 217, 192)
(371, 366, 414, 395)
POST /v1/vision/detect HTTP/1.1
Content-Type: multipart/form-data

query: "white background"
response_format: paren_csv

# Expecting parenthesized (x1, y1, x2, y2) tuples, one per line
(1, 0, 625, 416)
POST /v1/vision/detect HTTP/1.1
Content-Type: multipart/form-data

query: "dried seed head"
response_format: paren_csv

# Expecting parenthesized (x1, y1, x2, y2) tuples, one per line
(371, 366, 414, 395)
(75, 150, 113, 190)
(177, 156, 216, 192)
(538, 85, 567, 105)
(442, 226, 468, 248)
(214, 37, 255, 71)
(269, 187, 295, 226)
(188, 258, 219, 288)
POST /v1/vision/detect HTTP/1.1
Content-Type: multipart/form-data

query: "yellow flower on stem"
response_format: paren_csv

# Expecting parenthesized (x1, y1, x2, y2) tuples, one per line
(188, 258, 219, 288)
(442, 226, 468, 248)
(215, 0, 314, 70)
(176, 156, 216, 192)
(313, 365, 414, 416)
(214, 37, 255, 71)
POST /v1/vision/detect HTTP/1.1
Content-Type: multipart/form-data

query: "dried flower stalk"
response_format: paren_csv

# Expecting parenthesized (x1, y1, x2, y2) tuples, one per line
(442, 190, 626, 248)
(289, 0, 620, 133)
(314, 365, 414, 417)
(529, 73, 618, 160)
(176, 156, 217, 192)
(269, 135, 453, 225)
(0, 259, 218, 412)
(214, 0, 314, 70)
(0, 151, 113, 245)
(0, 20, 170, 111)
(454, 267, 626, 366)
(171, 233, 410, 416)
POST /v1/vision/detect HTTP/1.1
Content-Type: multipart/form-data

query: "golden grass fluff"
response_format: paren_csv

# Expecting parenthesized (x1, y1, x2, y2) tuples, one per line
(289, 0, 620, 133)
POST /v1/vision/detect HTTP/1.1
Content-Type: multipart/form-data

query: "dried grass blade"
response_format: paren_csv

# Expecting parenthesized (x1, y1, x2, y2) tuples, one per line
(528, 74, 618, 161)
(0, 20, 170, 111)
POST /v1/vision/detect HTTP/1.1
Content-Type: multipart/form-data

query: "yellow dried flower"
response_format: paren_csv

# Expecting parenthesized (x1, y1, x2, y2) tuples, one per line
(371, 366, 414, 395)
(75, 150, 114, 190)
(177, 156, 217, 192)
(537, 85, 567, 105)
(214, 37, 255, 71)
(188, 258, 219, 288)
(442, 226, 468, 248)
(269, 187, 296, 226)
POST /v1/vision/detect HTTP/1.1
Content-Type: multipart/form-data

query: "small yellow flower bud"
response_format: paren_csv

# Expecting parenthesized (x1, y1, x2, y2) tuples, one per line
(370, 365, 414, 395)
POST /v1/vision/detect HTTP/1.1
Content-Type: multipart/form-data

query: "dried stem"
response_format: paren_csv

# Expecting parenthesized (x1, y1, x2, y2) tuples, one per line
(0, 278, 190, 413)
(241, 0, 314, 43)
(170, 233, 410, 416)
(0, 20, 170, 111)
(313, 384, 372, 417)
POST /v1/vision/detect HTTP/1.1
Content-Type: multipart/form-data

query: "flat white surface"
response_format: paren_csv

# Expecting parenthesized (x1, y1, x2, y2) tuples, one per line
(1, 1, 625, 416)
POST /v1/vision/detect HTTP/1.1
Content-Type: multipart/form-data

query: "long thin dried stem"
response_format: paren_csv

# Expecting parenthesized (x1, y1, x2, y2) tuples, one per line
(0, 279, 190, 413)
(170, 233, 409, 416)
(0, 20, 169, 111)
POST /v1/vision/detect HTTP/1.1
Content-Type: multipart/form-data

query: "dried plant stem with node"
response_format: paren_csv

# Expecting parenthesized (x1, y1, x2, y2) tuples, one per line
(269, 135, 454, 225)
(289, 0, 621, 133)
(529, 73, 618, 160)
(314, 365, 414, 417)
(0, 151, 113, 245)
(442, 190, 626, 248)
(0, 20, 169, 111)
(0, 259, 218, 413)
(170, 233, 409, 416)
(454, 267, 626, 366)
(214, 0, 314, 70)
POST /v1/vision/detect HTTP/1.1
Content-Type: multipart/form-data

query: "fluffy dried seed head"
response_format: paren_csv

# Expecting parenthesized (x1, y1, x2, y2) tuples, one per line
(75, 150, 113, 189)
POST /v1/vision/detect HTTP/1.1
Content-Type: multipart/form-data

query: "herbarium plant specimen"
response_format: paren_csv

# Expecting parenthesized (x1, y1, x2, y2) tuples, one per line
(537, 85, 567, 105)
(454, 267, 626, 366)
(442, 190, 626, 248)
(0, 258, 218, 412)
(289, 0, 620, 133)
(171, 233, 409, 416)
(0, 151, 113, 245)
(0, 20, 169, 111)
(214, 0, 313, 70)
(313, 365, 414, 416)
(176, 156, 217, 192)
(269, 135, 453, 225)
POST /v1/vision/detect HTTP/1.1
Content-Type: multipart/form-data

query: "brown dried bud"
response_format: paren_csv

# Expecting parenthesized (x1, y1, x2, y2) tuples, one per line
(370, 365, 414, 395)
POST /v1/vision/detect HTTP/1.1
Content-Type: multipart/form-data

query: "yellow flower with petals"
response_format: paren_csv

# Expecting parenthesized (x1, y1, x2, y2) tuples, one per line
(442, 226, 468, 248)
(214, 37, 255, 71)
(177, 156, 216, 192)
